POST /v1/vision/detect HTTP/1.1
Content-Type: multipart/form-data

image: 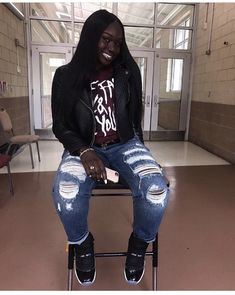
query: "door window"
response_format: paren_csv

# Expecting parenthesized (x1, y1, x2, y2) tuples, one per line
(131, 51, 154, 136)
(40, 53, 66, 128)
(32, 46, 72, 129)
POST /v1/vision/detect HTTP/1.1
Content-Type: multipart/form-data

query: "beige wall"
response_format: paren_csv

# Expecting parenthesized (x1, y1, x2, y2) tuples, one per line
(0, 4, 30, 146)
(189, 3, 235, 164)
(0, 4, 28, 98)
(192, 3, 235, 105)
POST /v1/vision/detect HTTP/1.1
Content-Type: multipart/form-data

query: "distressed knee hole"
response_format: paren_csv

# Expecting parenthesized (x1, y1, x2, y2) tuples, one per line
(57, 200, 73, 212)
(60, 161, 86, 180)
(123, 147, 146, 156)
(65, 203, 73, 211)
(123, 146, 155, 166)
(126, 154, 153, 165)
(146, 184, 167, 206)
(59, 181, 79, 200)
(134, 164, 162, 176)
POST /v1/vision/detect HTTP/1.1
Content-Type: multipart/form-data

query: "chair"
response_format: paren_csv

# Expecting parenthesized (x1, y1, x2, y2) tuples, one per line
(67, 182, 159, 291)
(0, 153, 14, 195)
(0, 108, 40, 169)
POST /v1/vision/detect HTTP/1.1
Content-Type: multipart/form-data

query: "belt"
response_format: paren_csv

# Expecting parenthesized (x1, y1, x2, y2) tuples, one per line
(94, 138, 120, 148)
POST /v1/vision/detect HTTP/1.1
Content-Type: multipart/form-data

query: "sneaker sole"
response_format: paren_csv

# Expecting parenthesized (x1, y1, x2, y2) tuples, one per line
(75, 269, 96, 286)
(123, 262, 146, 285)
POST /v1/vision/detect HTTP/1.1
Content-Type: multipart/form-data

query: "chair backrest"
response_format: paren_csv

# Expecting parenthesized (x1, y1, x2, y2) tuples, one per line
(0, 108, 13, 133)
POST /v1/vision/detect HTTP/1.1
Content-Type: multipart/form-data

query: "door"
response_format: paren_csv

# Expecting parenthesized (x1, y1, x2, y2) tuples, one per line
(150, 51, 191, 140)
(32, 46, 72, 129)
(131, 51, 154, 140)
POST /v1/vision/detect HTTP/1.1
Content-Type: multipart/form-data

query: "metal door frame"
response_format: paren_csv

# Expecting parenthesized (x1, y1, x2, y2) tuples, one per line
(151, 50, 191, 137)
(130, 50, 154, 139)
(31, 45, 72, 129)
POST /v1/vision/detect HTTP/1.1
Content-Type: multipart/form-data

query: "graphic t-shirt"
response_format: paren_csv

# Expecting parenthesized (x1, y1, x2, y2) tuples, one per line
(90, 66, 119, 145)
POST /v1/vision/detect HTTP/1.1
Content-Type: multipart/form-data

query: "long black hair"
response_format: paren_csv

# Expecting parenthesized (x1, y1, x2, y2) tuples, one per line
(61, 9, 141, 119)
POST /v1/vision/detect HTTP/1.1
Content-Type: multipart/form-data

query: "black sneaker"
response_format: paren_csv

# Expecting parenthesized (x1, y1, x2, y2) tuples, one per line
(124, 232, 149, 284)
(74, 232, 96, 286)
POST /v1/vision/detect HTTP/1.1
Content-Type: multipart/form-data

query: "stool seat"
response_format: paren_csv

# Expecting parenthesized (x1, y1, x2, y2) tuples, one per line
(94, 181, 129, 190)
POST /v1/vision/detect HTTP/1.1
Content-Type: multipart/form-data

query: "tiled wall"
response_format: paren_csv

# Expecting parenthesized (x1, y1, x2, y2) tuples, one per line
(0, 4, 29, 146)
(189, 101, 235, 163)
(158, 101, 180, 130)
(189, 3, 235, 164)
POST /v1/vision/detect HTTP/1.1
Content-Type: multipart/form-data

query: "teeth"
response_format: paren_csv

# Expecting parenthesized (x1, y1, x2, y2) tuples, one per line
(103, 53, 112, 60)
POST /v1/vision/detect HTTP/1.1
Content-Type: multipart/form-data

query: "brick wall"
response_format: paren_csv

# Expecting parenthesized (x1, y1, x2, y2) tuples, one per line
(189, 101, 235, 163)
(189, 3, 235, 163)
(0, 4, 30, 146)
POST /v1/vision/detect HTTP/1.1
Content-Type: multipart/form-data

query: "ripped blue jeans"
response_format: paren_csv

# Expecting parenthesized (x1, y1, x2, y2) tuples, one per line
(52, 136, 169, 243)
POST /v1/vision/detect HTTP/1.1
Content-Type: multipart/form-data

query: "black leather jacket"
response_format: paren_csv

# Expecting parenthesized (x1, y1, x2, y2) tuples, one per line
(51, 63, 143, 155)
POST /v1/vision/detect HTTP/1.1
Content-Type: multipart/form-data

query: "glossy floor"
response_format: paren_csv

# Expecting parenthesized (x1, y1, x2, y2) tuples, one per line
(0, 140, 234, 291)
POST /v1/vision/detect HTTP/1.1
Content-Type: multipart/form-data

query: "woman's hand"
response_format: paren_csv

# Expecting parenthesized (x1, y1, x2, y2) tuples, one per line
(80, 149, 107, 182)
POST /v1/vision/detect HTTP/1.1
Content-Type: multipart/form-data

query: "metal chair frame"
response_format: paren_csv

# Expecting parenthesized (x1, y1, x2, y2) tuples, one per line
(67, 182, 159, 291)
(0, 154, 14, 195)
(0, 108, 40, 169)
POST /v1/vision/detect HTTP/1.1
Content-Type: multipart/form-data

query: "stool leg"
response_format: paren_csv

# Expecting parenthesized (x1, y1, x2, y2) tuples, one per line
(68, 270, 73, 291)
(36, 141, 41, 162)
(152, 233, 158, 291)
(29, 144, 35, 169)
(7, 163, 14, 195)
(67, 244, 75, 291)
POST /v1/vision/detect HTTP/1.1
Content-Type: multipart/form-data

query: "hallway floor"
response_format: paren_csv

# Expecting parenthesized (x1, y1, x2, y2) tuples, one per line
(0, 140, 234, 291)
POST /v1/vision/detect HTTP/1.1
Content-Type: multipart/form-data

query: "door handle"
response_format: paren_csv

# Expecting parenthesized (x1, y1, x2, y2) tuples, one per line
(154, 95, 159, 107)
(146, 95, 150, 107)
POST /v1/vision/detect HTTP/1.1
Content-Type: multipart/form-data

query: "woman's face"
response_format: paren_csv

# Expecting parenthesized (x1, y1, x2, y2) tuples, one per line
(96, 21, 123, 69)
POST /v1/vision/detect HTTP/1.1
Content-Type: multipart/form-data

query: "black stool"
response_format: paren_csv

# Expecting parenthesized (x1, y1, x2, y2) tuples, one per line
(67, 182, 159, 291)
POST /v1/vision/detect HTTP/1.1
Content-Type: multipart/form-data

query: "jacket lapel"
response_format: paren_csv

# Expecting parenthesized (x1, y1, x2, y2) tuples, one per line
(80, 88, 92, 108)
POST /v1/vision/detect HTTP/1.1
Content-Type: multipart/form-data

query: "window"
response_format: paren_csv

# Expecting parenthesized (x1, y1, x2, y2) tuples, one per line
(168, 18, 189, 92)
(170, 58, 183, 92)
(173, 19, 190, 49)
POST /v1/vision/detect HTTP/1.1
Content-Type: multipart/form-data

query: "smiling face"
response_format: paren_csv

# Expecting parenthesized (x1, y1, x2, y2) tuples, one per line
(96, 21, 123, 70)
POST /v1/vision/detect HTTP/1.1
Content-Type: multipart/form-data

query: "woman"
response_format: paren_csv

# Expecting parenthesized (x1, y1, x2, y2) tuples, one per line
(51, 9, 169, 286)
